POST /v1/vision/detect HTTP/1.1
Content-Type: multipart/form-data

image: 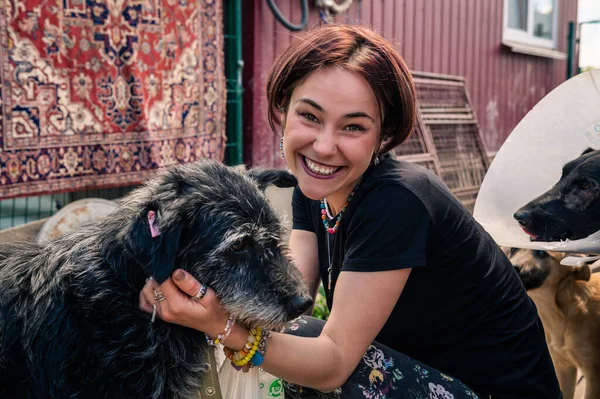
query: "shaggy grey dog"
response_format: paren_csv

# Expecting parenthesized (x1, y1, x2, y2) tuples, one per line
(0, 159, 312, 399)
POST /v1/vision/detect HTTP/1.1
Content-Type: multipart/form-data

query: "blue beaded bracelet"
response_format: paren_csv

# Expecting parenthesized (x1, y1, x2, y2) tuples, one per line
(250, 351, 264, 367)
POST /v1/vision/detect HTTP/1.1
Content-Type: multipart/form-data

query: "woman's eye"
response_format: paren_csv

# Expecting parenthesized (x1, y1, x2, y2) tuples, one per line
(345, 124, 365, 132)
(298, 112, 318, 123)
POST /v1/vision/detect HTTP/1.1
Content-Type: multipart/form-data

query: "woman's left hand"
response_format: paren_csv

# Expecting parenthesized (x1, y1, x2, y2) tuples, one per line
(139, 269, 230, 338)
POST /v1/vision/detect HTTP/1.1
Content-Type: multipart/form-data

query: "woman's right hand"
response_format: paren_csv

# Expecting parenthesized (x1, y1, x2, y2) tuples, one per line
(139, 269, 230, 339)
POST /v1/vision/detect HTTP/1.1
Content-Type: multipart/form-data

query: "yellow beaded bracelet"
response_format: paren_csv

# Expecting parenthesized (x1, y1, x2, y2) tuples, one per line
(231, 327, 262, 368)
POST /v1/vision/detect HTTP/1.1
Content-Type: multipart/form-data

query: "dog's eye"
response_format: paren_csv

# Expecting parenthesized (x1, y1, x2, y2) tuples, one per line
(231, 239, 247, 252)
(534, 250, 548, 259)
(577, 180, 593, 191)
(510, 247, 518, 256)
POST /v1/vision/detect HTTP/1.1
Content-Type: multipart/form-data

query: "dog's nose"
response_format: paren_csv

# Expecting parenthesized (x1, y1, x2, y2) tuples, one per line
(513, 210, 531, 226)
(287, 296, 313, 318)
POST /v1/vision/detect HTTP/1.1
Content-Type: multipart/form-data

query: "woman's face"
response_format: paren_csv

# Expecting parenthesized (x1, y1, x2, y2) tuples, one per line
(282, 67, 381, 210)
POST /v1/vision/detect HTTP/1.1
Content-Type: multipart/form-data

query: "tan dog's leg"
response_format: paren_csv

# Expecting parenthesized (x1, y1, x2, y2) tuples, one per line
(581, 367, 600, 399)
(554, 364, 577, 399)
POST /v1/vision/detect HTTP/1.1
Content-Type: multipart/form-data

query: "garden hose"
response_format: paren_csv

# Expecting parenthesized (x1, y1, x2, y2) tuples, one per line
(265, 0, 309, 32)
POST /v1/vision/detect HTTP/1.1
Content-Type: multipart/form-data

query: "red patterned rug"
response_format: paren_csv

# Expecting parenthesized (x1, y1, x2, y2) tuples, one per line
(0, 0, 226, 199)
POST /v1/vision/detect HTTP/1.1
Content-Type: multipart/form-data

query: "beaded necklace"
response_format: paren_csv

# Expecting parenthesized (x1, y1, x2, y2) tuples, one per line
(319, 178, 361, 234)
(320, 178, 362, 289)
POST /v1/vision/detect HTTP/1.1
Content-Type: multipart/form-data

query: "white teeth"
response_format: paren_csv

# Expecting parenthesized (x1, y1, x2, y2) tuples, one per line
(304, 157, 337, 175)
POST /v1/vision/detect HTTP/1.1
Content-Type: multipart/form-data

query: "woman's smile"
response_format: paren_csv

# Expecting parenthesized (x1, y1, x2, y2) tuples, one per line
(300, 155, 344, 179)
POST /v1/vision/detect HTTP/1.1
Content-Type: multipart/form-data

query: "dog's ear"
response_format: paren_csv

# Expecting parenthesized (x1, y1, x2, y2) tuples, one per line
(581, 147, 596, 156)
(573, 263, 592, 281)
(122, 206, 182, 284)
(246, 168, 297, 191)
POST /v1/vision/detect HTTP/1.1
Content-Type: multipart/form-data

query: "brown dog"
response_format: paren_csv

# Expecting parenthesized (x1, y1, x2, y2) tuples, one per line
(502, 247, 600, 399)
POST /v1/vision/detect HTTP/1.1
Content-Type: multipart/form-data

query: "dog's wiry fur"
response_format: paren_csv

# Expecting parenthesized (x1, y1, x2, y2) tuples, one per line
(0, 159, 312, 399)
(514, 147, 600, 241)
(503, 247, 600, 399)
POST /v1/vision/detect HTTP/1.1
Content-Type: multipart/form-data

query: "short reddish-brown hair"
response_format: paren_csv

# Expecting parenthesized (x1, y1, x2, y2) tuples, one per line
(267, 24, 417, 154)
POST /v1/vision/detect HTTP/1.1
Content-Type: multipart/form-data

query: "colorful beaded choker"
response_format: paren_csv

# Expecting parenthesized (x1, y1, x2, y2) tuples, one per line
(320, 178, 362, 234)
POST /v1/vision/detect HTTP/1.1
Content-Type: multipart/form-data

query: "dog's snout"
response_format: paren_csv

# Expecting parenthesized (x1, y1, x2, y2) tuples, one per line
(287, 296, 313, 318)
(513, 210, 531, 226)
(513, 265, 521, 274)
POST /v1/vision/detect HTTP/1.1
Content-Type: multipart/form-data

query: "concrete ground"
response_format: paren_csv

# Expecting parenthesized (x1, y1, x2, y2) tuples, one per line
(265, 186, 294, 236)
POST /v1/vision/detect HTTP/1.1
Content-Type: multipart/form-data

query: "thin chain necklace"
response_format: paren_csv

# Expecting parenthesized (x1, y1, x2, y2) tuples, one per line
(320, 178, 362, 289)
(326, 233, 333, 290)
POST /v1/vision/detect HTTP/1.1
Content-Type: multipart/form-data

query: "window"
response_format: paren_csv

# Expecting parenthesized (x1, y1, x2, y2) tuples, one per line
(503, 0, 558, 49)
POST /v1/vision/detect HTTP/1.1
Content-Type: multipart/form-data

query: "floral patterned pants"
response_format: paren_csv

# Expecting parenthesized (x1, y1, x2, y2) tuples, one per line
(282, 316, 480, 399)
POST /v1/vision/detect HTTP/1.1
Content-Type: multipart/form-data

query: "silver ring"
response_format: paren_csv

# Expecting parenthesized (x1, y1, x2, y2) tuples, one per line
(154, 289, 166, 302)
(193, 284, 207, 300)
(146, 276, 154, 283)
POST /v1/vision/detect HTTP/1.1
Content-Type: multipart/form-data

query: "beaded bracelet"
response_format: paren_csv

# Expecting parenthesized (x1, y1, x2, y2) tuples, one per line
(223, 328, 272, 372)
(223, 327, 262, 371)
(234, 327, 261, 367)
(205, 315, 235, 346)
(249, 330, 271, 368)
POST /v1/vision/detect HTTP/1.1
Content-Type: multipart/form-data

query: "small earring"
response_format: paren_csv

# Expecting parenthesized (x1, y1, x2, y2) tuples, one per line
(280, 136, 285, 158)
(372, 153, 379, 167)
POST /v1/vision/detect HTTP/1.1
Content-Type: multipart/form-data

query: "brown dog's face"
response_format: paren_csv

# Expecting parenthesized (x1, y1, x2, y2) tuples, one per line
(502, 247, 590, 291)
(513, 148, 600, 242)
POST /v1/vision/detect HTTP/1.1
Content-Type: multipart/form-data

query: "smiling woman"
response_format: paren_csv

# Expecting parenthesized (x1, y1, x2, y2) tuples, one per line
(280, 68, 380, 213)
(141, 24, 562, 399)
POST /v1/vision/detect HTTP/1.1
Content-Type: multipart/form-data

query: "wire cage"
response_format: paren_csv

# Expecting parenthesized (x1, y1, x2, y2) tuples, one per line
(394, 72, 490, 213)
(394, 122, 439, 173)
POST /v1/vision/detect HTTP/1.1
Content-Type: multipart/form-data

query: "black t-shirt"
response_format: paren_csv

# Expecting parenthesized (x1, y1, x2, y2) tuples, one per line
(292, 153, 561, 398)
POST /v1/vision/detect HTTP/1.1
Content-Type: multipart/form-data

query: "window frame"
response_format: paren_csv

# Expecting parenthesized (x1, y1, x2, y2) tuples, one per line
(502, 0, 559, 49)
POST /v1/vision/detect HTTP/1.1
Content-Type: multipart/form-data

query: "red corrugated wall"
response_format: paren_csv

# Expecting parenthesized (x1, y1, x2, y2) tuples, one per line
(242, 0, 578, 167)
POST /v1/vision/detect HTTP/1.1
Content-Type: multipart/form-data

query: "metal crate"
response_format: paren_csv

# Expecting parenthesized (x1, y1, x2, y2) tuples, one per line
(394, 72, 490, 213)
